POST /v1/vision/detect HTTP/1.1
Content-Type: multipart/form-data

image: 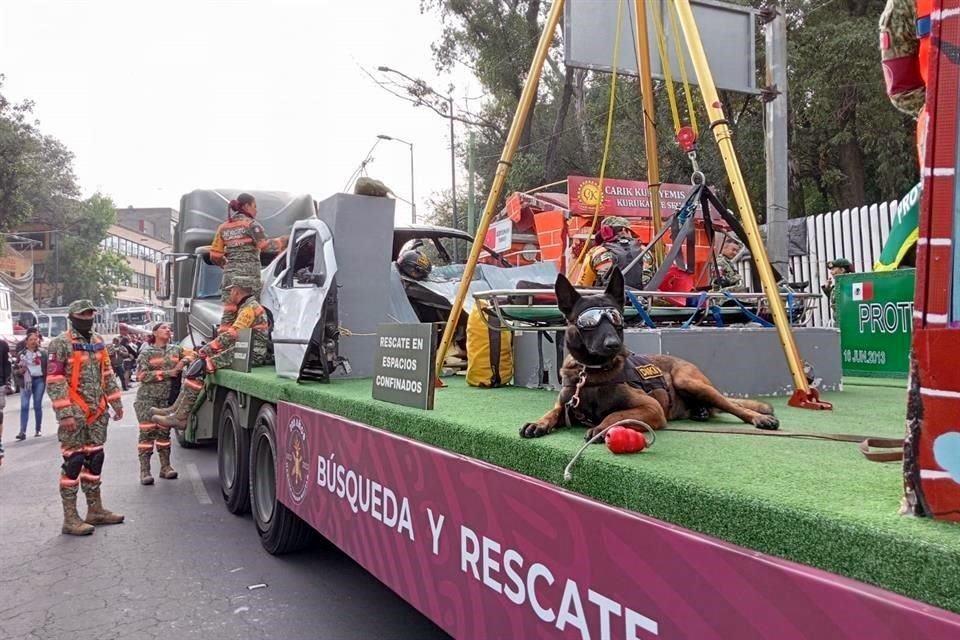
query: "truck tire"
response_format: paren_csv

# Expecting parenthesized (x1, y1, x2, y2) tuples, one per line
(249, 403, 314, 555)
(218, 392, 250, 514)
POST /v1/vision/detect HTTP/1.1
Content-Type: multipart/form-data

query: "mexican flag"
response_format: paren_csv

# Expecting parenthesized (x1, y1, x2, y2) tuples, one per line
(852, 281, 874, 301)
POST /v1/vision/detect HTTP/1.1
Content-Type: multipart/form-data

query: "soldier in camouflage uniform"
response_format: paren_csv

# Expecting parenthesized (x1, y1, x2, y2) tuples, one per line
(46, 300, 125, 536)
(712, 237, 746, 293)
(577, 217, 655, 289)
(134, 322, 188, 485)
(153, 275, 272, 429)
(209, 193, 287, 331)
(822, 258, 854, 320)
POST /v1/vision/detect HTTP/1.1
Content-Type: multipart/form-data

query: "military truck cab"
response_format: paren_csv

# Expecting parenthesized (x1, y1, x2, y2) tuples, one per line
(155, 189, 319, 352)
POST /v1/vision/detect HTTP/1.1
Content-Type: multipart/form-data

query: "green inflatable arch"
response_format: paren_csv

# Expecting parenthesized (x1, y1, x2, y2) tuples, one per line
(874, 181, 920, 272)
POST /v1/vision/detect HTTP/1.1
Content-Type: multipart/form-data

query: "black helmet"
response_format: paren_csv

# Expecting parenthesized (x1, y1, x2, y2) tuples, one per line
(397, 249, 432, 280)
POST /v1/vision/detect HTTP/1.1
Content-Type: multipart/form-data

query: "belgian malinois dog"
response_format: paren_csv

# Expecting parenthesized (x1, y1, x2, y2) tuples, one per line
(519, 268, 780, 441)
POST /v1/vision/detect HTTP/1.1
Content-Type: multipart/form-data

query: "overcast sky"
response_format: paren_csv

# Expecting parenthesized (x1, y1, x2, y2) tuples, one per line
(0, 0, 476, 221)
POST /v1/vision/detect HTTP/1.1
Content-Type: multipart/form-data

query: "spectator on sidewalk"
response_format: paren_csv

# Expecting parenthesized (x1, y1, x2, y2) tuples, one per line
(110, 338, 129, 391)
(0, 337, 10, 466)
(15, 331, 48, 440)
(120, 336, 139, 387)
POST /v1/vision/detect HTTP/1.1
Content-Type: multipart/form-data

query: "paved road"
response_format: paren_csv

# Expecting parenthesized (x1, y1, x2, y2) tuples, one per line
(0, 388, 450, 640)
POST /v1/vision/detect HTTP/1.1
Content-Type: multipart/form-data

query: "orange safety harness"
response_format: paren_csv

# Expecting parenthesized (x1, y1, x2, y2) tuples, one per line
(66, 331, 111, 426)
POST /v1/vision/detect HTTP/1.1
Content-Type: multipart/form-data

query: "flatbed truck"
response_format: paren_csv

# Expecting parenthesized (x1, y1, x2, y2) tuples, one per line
(194, 366, 960, 639)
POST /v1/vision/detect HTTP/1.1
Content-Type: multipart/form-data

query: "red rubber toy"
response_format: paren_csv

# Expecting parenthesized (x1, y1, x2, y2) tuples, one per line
(605, 426, 647, 454)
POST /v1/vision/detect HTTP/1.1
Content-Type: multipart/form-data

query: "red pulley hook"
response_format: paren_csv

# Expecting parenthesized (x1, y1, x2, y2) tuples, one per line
(676, 127, 697, 153)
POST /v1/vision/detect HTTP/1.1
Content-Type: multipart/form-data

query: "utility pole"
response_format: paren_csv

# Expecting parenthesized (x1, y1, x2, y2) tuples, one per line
(375, 66, 458, 230)
(53, 230, 60, 306)
(410, 145, 417, 224)
(467, 130, 476, 236)
(762, 1, 790, 280)
(448, 95, 458, 231)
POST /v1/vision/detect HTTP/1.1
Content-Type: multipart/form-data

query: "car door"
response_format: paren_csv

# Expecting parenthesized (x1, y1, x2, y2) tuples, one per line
(262, 221, 338, 378)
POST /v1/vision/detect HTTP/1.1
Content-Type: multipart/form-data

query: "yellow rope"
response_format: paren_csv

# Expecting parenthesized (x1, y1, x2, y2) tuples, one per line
(523, 179, 568, 195)
(649, 0, 681, 132)
(667, 0, 699, 136)
(569, 0, 626, 277)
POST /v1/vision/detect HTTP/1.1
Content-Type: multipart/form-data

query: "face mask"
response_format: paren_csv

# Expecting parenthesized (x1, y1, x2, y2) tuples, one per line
(71, 317, 94, 335)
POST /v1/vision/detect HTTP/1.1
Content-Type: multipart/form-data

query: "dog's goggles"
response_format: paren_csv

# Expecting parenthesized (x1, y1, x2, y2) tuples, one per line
(575, 307, 623, 329)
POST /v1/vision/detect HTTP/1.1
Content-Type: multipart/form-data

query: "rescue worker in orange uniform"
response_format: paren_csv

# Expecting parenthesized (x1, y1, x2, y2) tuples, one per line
(46, 300, 125, 536)
(209, 193, 287, 331)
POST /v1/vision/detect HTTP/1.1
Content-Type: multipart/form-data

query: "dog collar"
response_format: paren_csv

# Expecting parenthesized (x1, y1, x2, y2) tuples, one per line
(581, 355, 625, 372)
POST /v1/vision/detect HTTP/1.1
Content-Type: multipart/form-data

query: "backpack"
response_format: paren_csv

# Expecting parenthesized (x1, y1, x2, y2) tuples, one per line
(598, 241, 646, 289)
(466, 301, 513, 388)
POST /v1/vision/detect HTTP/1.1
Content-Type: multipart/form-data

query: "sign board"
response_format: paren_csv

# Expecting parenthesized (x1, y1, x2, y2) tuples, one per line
(565, 0, 759, 94)
(372, 323, 437, 410)
(837, 270, 915, 378)
(567, 175, 727, 225)
(230, 328, 254, 373)
(276, 403, 960, 639)
(484, 218, 513, 253)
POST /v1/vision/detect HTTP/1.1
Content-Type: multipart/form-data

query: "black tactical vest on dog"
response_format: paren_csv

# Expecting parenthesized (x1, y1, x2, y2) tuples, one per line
(623, 353, 668, 394)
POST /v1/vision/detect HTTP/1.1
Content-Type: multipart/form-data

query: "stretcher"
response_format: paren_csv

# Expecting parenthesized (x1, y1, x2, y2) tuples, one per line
(472, 288, 821, 332)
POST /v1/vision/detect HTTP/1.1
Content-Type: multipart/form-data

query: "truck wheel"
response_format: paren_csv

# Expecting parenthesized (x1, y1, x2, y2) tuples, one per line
(218, 392, 250, 514)
(249, 403, 314, 554)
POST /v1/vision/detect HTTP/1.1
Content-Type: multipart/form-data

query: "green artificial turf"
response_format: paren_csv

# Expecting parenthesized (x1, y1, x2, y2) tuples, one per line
(213, 368, 960, 613)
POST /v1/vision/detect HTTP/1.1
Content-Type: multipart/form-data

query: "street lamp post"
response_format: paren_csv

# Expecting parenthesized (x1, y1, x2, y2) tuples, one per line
(377, 65, 458, 229)
(377, 134, 417, 224)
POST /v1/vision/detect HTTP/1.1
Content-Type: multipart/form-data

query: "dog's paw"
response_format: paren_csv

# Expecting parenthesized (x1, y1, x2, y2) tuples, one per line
(752, 414, 780, 431)
(689, 406, 711, 422)
(584, 426, 608, 443)
(520, 422, 553, 438)
(757, 402, 775, 416)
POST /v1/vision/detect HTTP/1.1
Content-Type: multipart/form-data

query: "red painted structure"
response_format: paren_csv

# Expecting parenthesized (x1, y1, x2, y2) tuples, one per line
(903, 0, 960, 520)
(495, 177, 729, 287)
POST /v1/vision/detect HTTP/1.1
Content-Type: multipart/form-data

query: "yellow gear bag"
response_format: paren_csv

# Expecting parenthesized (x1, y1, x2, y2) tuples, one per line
(466, 301, 513, 387)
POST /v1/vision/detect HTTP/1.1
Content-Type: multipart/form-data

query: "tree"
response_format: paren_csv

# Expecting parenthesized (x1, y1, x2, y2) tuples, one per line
(0, 80, 130, 305)
(786, 0, 917, 214)
(420, 0, 919, 222)
(420, 0, 759, 215)
(50, 194, 132, 305)
(0, 76, 79, 235)
(424, 189, 471, 229)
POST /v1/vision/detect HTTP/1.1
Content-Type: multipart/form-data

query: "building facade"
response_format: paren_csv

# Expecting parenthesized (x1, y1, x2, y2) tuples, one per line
(5, 207, 174, 309)
(99, 224, 170, 305)
(116, 207, 178, 245)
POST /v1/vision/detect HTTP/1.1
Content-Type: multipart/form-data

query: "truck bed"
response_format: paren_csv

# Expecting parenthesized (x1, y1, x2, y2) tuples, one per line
(211, 368, 960, 613)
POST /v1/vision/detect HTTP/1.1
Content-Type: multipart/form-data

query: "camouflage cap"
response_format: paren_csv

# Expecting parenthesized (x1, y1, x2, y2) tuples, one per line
(223, 274, 258, 291)
(601, 216, 632, 229)
(68, 299, 96, 315)
(827, 258, 852, 269)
